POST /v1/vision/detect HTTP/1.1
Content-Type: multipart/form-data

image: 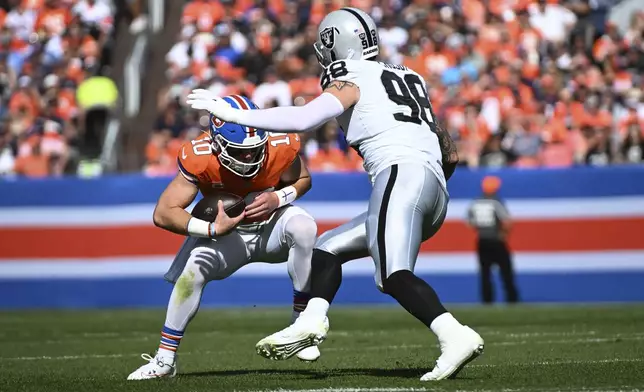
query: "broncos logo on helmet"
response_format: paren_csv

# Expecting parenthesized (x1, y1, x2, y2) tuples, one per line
(209, 95, 268, 178)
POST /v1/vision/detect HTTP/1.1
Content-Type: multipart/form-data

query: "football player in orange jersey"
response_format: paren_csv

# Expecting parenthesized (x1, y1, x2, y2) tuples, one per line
(127, 95, 321, 380)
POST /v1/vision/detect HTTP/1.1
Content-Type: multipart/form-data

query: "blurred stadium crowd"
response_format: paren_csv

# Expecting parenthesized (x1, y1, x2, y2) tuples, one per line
(1, 0, 644, 178)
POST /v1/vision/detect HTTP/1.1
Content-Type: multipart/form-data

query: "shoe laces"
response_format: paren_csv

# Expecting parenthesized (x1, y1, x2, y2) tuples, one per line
(140, 353, 171, 369)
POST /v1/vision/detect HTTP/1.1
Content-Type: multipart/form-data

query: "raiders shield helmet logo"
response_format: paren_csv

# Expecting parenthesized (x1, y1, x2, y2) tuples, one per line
(320, 27, 339, 49)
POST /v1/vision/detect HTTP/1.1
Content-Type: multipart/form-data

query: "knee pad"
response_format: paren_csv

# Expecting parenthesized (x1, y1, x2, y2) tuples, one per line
(285, 215, 318, 250)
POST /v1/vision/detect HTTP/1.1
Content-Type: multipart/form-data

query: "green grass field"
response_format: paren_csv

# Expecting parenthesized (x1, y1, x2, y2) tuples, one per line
(1, 305, 644, 392)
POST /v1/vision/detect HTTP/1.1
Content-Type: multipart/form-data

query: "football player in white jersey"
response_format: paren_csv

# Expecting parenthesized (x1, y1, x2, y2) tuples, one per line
(186, 7, 484, 381)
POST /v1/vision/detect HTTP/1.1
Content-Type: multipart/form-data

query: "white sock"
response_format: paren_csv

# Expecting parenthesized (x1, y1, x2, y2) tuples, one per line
(301, 297, 329, 320)
(430, 313, 463, 341)
(157, 347, 176, 362)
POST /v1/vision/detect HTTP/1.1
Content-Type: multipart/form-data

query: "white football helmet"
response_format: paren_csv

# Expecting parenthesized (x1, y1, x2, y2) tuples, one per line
(314, 7, 379, 67)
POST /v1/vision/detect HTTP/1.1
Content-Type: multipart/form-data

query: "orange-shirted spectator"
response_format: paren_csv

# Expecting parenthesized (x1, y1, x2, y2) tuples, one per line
(460, 105, 491, 143)
(429, 83, 447, 115)
(346, 148, 364, 172)
(242, 0, 285, 17)
(80, 36, 100, 58)
(308, 147, 351, 172)
(36, 1, 72, 37)
(490, 85, 517, 118)
(289, 77, 322, 104)
(65, 58, 85, 84)
(476, 20, 504, 58)
(310, 0, 344, 26)
(580, 110, 612, 129)
(540, 119, 573, 167)
(145, 130, 178, 176)
(424, 46, 456, 76)
(22, 0, 44, 10)
(9, 81, 39, 119)
(14, 142, 50, 178)
(496, 32, 519, 63)
(56, 86, 78, 121)
(461, 0, 485, 29)
(182, 0, 224, 33)
(2, 0, 644, 178)
(578, 96, 612, 129)
(307, 123, 352, 172)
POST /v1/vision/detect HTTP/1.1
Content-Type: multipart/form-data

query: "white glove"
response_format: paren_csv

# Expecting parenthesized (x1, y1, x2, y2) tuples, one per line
(186, 89, 242, 123)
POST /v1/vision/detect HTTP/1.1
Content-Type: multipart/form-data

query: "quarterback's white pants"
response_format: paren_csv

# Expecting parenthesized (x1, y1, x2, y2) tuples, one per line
(163, 206, 316, 331)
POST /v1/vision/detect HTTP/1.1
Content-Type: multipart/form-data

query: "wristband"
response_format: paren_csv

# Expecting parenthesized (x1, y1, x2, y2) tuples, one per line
(187, 217, 214, 238)
(274, 185, 298, 208)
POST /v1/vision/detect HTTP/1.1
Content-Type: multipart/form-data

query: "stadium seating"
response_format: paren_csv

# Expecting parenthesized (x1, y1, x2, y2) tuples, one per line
(1, 0, 643, 177)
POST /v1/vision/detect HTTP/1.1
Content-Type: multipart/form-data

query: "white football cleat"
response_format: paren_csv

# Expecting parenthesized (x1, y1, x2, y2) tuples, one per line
(420, 326, 484, 381)
(127, 353, 177, 380)
(296, 345, 321, 362)
(256, 316, 329, 360)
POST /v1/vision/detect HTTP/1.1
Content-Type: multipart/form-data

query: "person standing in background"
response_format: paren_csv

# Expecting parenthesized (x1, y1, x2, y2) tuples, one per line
(467, 176, 519, 304)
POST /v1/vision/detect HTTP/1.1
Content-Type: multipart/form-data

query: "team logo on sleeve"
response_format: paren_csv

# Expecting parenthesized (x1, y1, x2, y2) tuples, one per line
(320, 27, 339, 49)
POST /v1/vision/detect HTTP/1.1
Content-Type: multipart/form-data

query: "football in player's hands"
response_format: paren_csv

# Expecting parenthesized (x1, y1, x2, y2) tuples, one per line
(192, 192, 245, 220)
(213, 200, 246, 235)
(244, 192, 280, 221)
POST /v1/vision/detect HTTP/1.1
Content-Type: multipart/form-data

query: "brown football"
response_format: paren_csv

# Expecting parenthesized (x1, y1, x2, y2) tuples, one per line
(191, 192, 246, 222)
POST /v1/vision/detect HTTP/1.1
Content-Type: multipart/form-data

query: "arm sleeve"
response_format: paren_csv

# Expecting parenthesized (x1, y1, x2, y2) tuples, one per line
(234, 92, 345, 133)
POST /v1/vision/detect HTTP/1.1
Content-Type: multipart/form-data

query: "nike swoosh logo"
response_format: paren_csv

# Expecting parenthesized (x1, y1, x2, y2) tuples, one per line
(182, 148, 187, 160)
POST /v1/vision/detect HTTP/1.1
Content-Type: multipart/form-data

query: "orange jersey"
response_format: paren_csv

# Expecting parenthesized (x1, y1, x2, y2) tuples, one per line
(178, 132, 301, 198)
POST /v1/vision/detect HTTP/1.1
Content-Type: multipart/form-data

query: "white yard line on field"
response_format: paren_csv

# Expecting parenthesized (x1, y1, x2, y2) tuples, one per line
(11, 328, 644, 345)
(494, 335, 644, 346)
(246, 389, 431, 392)
(2, 348, 642, 369)
(24, 333, 640, 349)
(4, 353, 131, 361)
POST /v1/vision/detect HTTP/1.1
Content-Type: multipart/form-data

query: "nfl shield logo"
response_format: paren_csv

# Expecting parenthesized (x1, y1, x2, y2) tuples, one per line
(320, 27, 338, 49)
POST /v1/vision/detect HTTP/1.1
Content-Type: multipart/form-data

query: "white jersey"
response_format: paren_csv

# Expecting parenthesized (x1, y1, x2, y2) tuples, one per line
(321, 59, 446, 189)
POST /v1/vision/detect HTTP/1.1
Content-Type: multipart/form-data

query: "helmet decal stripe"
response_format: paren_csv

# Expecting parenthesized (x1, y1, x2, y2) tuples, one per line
(341, 8, 374, 48)
(230, 94, 256, 137)
(223, 96, 240, 109)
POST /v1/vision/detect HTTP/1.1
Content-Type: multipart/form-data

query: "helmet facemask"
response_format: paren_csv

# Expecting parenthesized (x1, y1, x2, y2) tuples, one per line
(314, 41, 335, 68)
(213, 134, 267, 178)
